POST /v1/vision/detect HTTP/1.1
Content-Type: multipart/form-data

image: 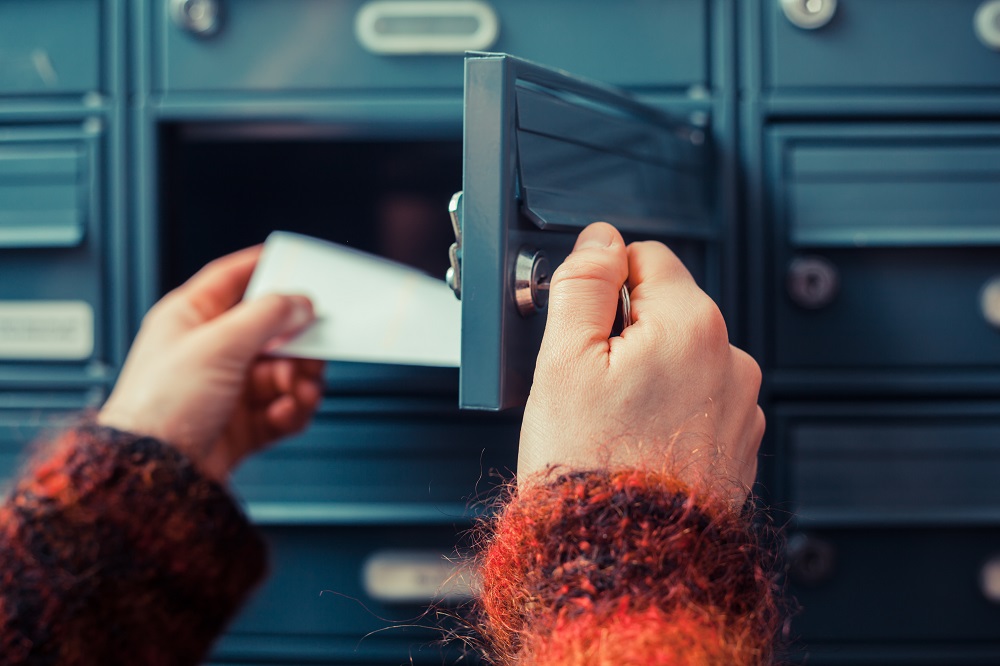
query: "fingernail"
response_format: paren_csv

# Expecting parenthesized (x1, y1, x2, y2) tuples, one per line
(575, 224, 615, 251)
(287, 295, 314, 328)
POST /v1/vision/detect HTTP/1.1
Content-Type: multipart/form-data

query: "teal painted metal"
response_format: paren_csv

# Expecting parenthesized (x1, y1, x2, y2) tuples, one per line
(153, 0, 707, 93)
(765, 0, 1000, 91)
(0, 0, 126, 390)
(743, 0, 1000, 660)
(0, 0, 102, 96)
(3, 0, 1000, 662)
(459, 53, 716, 410)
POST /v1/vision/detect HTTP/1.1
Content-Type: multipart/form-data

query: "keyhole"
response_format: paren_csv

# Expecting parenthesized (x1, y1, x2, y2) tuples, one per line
(788, 256, 839, 309)
(804, 271, 821, 296)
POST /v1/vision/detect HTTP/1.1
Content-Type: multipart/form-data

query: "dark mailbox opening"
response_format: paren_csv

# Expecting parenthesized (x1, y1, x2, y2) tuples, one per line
(159, 123, 462, 293)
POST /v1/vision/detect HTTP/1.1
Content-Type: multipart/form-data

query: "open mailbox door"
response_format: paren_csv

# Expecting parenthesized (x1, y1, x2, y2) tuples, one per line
(449, 53, 715, 411)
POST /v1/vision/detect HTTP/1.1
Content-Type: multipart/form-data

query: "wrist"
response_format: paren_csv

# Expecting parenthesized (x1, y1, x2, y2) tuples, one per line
(96, 404, 232, 484)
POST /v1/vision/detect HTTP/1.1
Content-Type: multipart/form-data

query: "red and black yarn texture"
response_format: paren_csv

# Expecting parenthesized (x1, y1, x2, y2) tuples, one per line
(0, 425, 781, 665)
(476, 469, 782, 666)
(0, 424, 267, 665)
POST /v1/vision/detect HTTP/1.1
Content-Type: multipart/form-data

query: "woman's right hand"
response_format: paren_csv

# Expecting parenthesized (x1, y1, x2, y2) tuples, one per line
(518, 222, 764, 505)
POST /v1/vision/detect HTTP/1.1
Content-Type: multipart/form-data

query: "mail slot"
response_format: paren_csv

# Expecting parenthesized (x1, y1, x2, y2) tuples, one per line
(231, 398, 518, 511)
(776, 402, 1000, 526)
(767, 124, 1000, 373)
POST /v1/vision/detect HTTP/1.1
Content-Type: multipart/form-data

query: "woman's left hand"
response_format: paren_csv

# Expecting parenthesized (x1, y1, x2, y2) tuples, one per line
(98, 246, 325, 483)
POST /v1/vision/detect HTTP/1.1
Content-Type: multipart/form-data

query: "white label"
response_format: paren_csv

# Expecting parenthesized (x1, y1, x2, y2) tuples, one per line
(0, 301, 94, 360)
(362, 550, 475, 604)
(355, 1, 499, 55)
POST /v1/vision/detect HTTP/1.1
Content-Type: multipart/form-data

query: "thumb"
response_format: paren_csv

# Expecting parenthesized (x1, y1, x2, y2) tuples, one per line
(202, 294, 315, 362)
(543, 222, 628, 352)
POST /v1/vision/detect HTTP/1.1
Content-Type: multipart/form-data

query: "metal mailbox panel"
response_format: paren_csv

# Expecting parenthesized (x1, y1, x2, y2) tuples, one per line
(777, 405, 1000, 642)
(0, 0, 102, 96)
(221, 523, 475, 643)
(0, 126, 107, 378)
(777, 403, 1000, 526)
(787, 527, 1000, 642)
(459, 54, 715, 410)
(765, 0, 1000, 90)
(231, 400, 519, 509)
(768, 125, 1000, 371)
(154, 0, 707, 93)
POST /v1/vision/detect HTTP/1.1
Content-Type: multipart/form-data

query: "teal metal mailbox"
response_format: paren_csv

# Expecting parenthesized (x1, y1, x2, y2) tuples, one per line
(456, 54, 715, 410)
(0, 125, 112, 385)
(0, 0, 102, 96)
(768, 124, 1000, 373)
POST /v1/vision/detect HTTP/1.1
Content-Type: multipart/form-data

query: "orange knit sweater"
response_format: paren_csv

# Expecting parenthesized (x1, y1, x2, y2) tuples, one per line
(475, 470, 782, 665)
(0, 427, 780, 665)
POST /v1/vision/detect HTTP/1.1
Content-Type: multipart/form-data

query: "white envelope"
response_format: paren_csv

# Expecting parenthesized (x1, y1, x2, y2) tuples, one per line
(243, 231, 461, 367)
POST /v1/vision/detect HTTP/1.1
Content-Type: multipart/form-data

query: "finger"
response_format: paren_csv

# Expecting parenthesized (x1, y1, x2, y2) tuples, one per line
(625, 241, 702, 327)
(297, 358, 326, 381)
(273, 358, 295, 394)
(173, 246, 264, 322)
(626, 241, 695, 293)
(543, 222, 628, 352)
(247, 358, 324, 409)
(265, 394, 314, 438)
(203, 293, 315, 363)
(247, 362, 280, 406)
(293, 375, 323, 410)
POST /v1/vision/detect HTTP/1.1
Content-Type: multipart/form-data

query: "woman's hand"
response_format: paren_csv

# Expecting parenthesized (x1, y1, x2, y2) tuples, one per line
(518, 223, 764, 504)
(98, 246, 325, 483)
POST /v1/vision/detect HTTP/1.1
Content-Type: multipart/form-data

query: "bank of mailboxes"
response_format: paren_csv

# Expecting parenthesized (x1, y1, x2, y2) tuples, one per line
(2, 1, 1000, 664)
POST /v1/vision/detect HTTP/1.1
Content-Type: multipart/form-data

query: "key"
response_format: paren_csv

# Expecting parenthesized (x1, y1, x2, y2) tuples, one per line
(611, 283, 633, 337)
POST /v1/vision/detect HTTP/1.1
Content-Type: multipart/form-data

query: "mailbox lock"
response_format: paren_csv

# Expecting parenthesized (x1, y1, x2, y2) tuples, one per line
(975, 1, 1000, 50)
(514, 247, 551, 317)
(981, 276, 1000, 330)
(446, 191, 463, 300)
(787, 533, 837, 586)
(788, 256, 839, 309)
(170, 0, 223, 38)
(981, 555, 1000, 603)
(780, 0, 837, 30)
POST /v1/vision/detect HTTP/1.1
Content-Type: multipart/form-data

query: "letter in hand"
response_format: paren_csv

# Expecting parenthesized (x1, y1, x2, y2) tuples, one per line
(518, 222, 764, 505)
(98, 246, 326, 483)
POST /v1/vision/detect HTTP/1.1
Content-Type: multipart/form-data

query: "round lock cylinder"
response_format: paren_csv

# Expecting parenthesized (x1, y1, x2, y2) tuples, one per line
(787, 256, 840, 310)
(981, 555, 1000, 603)
(780, 0, 837, 30)
(975, 0, 1000, 50)
(786, 533, 837, 586)
(514, 248, 550, 318)
(170, 0, 223, 37)
(980, 276, 1000, 330)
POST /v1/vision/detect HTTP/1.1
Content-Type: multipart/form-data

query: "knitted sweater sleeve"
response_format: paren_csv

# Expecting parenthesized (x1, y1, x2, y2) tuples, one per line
(0, 424, 267, 666)
(475, 470, 782, 666)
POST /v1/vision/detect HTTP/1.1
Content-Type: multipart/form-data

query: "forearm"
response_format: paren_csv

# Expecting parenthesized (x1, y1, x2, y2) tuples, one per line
(476, 469, 781, 666)
(0, 423, 267, 665)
